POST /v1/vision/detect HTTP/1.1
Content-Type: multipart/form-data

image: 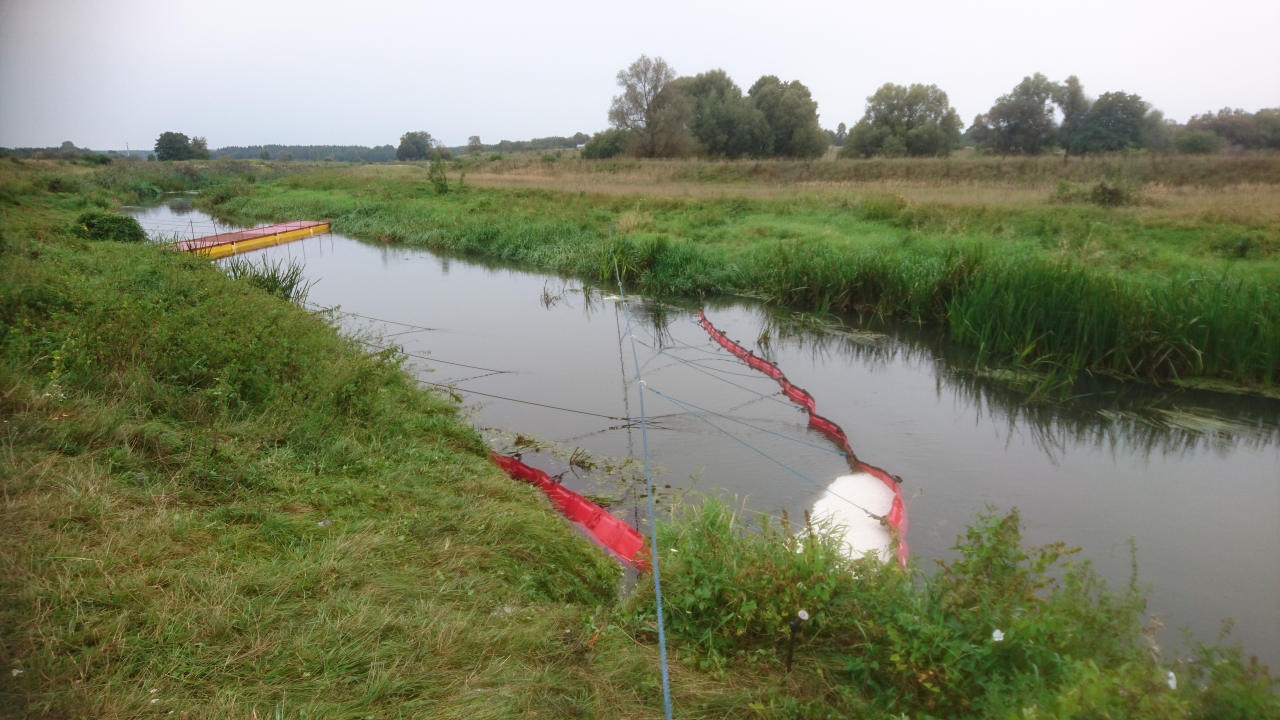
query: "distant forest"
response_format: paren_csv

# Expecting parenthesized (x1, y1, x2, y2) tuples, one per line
(212, 144, 397, 162)
(444, 133, 591, 156)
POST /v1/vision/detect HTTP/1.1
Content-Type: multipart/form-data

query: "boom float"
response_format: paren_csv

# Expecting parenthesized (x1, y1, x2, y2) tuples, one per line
(174, 220, 330, 259)
(697, 310, 909, 566)
(490, 451, 649, 569)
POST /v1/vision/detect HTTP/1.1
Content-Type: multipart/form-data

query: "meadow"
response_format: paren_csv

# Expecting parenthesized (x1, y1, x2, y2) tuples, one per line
(208, 153, 1280, 396)
(2, 158, 1277, 718)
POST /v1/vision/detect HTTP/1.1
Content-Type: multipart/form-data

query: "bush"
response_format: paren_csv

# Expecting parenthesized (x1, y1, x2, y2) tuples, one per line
(427, 155, 449, 194)
(72, 210, 147, 243)
(582, 129, 629, 159)
(1177, 130, 1223, 155)
(79, 152, 113, 166)
(627, 497, 1276, 717)
(1090, 179, 1139, 207)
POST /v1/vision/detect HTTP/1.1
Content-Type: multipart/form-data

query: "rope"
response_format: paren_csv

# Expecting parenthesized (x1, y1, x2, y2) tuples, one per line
(302, 301, 444, 334)
(637, 390, 846, 457)
(358, 338, 513, 374)
(416, 379, 628, 421)
(616, 263, 674, 720)
(645, 386, 880, 521)
(630, 336, 796, 409)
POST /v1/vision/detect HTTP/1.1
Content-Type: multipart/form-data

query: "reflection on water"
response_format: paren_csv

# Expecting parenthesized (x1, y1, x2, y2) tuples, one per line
(127, 199, 1280, 668)
(748, 308, 1280, 461)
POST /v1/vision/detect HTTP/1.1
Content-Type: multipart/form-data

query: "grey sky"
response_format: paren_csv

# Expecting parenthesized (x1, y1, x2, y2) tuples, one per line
(2, 0, 1278, 150)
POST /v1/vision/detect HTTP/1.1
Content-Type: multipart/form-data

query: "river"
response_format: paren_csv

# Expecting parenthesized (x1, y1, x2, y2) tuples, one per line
(129, 197, 1280, 667)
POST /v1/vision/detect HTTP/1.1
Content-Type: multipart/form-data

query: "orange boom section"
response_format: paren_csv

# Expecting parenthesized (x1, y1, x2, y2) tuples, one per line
(696, 310, 909, 566)
(174, 221, 330, 259)
(490, 451, 649, 569)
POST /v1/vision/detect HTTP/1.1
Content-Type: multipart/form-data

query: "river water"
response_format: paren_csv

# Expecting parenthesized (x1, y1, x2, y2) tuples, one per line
(129, 198, 1280, 666)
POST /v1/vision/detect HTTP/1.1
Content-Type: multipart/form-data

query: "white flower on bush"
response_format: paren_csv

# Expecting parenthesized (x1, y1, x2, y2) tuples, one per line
(992, 629, 1005, 642)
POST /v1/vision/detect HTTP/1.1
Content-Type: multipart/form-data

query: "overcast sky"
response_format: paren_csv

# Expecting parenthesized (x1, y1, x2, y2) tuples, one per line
(2, 0, 1278, 150)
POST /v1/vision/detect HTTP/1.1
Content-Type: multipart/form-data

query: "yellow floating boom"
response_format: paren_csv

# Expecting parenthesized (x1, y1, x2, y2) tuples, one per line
(174, 221, 330, 260)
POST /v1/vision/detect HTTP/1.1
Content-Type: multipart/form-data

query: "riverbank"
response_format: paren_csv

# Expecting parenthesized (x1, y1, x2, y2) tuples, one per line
(205, 159, 1280, 397)
(2, 159, 1276, 718)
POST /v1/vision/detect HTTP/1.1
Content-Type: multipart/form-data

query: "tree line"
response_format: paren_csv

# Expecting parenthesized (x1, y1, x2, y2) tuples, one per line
(213, 144, 397, 162)
(580, 55, 1280, 160)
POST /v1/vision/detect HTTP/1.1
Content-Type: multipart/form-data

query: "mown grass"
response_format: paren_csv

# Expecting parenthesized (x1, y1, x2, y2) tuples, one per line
(3, 160, 1277, 718)
(208, 163, 1280, 393)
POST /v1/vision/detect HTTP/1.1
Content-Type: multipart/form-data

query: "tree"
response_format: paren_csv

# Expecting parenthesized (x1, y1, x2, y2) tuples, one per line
(1186, 107, 1280, 150)
(190, 137, 211, 160)
(396, 131, 435, 161)
(1062, 92, 1150, 154)
(833, 122, 847, 146)
(1052, 75, 1089, 157)
(468, 136, 484, 155)
(608, 55, 693, 158)
(58, 141, 80, 159)
(581, 129, 628, 159)
(841, 83, 962, 158)
(671, 69, 771, 159)
(259, 149, 271, 160)
(155, 132, 195, 161)
(968, 74, 1060, 155)
(747, 76, 827, 158)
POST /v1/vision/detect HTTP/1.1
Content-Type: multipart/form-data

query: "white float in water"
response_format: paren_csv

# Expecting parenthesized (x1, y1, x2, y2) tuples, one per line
(811, 473, 897, 561)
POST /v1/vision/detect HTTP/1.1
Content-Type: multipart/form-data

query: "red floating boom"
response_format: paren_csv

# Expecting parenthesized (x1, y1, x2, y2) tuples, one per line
(491, 451, 649, 569)
(696, 310, 909, 566)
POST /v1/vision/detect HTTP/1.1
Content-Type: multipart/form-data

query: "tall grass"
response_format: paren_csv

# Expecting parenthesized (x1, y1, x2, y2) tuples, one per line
(222, 255, 315, 303)
(472, 151, 1280, 188)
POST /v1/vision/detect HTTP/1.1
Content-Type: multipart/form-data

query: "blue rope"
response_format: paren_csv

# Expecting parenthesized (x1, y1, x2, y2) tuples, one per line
(616, 265, 674, 720)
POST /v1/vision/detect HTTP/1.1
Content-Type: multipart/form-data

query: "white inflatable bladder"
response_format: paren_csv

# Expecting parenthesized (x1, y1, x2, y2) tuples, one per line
(811, 473, 897, 561)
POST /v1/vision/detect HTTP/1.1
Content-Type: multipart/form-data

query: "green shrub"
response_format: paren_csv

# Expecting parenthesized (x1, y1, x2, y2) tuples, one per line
(582, 129, 629, 159)
(1177, 130, 1224, 155)
(71, 210, 147, 243)
(428, 156, 449, 195)
(630, 500, 1174, 716)
(1090, 179, 1139, 207)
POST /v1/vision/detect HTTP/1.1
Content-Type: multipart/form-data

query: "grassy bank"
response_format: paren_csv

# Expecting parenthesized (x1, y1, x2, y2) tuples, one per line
(208, 162, 1280, 394)
(3, 159, 1277, 718)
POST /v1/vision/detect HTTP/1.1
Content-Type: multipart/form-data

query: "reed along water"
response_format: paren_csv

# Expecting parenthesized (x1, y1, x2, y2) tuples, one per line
(130, 198, 1280, 667)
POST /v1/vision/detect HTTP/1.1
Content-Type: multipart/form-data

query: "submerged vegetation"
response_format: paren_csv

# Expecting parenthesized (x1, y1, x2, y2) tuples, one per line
(3, 159, 1278, 717)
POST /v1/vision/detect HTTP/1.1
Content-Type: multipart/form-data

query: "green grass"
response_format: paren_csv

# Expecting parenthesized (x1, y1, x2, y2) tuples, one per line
(2, 160, 1277, 718)
(207, 165, 1280, 393)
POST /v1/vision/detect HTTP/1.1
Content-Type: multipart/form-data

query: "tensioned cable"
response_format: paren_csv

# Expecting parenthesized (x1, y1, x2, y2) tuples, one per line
(415, 379, 629, 421)
(616, 264, 674, 720)
(630, 336, 796, 409)
(357, 339, 513, 374)
(644, 386, 879, 521)
(639, 390, 846, 457)
(303, 301, 445, 334)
